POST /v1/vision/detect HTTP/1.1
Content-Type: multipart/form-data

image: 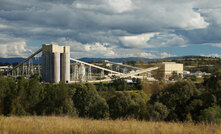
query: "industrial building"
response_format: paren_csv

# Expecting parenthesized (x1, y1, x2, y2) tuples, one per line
(9, 44, 159, 83)
(0, 66, 12, 72)
(41, 44, 70, 83)
(162, 62, 183, 80)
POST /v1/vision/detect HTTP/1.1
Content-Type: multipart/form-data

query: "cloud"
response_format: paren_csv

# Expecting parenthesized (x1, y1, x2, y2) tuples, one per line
(139, 52, 156, 59)
(56, 38, 160, 58)
(0, 0, 220, 58)
(119, 33, 159, 48)
(120, 33, 187, 48)
(108, 0, 136, 13)
(147, 33, 187, 48)
(0, 34, 32, 58)
(56, 38, 117, 58)
(0, 0, 209, 36)
(160, 52, 176, 58)
(210, 43, 221, 48)
(175, 2, 221, 45)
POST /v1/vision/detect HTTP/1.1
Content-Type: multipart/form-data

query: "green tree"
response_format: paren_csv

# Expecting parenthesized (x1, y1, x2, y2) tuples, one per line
(112, 78, 127, 91)
(199, 105, 221, 123)
(169, 71, 179, 81)
(73, 84, 109, 119)
(24, 77, 44, 114)
(107, 91, 148, 120)
(149, 80, 199, 121)
(204, 69, 221, 106)
(0, 77, 13, 114)
(63, 98, 78, 116)
(149, 102, 169, 121)
(8, 77, 28, 115)
(134, 78, 142, 90)
(185, 88, 217, 121)
(10, 97, 26, 115)
(37, 82, 76, 115)
(153, 66, 164, 81)
(2, 77, 17, 115)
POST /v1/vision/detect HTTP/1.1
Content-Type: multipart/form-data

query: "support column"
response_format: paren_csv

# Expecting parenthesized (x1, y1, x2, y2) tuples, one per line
(53, 52, 60, 83)
(88, 66, 92, 80)
(61, 46, 70, 83)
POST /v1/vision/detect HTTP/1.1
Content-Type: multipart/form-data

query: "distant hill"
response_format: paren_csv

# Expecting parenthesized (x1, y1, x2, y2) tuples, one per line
(78, 57, 154, 63)
(0, 57, 169, 64)
(0, 56, 218, 64)
(78, 57, 184, 63)
(0, 57, 41, 64)
(0, 57, 25, 64)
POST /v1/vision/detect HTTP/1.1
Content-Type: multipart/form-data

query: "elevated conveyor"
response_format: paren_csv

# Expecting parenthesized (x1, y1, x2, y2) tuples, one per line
(9, 48, 43, 73)
(119, 67, 158, 78)
(105, 61, 142, 70)
(70, 58, 121, 74)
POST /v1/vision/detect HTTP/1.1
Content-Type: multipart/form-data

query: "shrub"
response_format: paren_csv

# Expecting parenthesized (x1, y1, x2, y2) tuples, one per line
(36, 82, 76, 115)
(149, 102, 169, 121)
(149, 80, 199, 121)
(199, 105, 221, 123)
(73, 84, 109, 119)
(63, 98, 78, 116)
(107, 91, 148, 120)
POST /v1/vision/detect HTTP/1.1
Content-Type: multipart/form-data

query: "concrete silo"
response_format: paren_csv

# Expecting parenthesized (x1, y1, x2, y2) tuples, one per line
(53, 52, 60, 83)
(41, 44, 70, 83)
(61, 46, 70, 83)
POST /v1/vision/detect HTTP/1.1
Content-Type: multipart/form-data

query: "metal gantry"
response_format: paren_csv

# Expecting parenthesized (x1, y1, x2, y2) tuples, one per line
(71, 65, 74, 81)
(7, 44, 159, 83)
(101, 69, 104, 78)
(116, 65, 120, 72)
(37, 56, 41, 76)
(80, 64, 86, 82)
(74, 64, 79, 81)
(123, 67, 127, 74)
(88, 66, 92, 80)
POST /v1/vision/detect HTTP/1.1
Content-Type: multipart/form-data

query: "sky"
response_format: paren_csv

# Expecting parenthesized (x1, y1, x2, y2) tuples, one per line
(0, 0, 221, 59)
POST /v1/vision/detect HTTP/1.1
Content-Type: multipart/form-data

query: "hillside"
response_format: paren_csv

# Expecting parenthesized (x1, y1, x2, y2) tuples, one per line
(167, 56, 221, 66)
(0, 57, 25, 64)
(0, 56, 220, 65)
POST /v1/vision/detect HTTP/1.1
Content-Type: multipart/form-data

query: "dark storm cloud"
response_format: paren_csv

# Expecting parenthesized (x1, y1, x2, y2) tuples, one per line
(0, 0, 207, 38)
(176, 26, 221, 45)
(0, 0, 220, 57)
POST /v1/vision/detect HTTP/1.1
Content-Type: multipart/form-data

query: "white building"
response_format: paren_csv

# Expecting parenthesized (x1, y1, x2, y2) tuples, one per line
(0, 66, 12, 72)
(162, 62, 183, 80)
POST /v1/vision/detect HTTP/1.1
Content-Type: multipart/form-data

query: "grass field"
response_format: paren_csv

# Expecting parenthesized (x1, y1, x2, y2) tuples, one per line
(0, 116, 220, 134)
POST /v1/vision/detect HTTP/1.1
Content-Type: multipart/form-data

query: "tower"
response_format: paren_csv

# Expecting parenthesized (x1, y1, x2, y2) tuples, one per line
(42, 44, 70, 83)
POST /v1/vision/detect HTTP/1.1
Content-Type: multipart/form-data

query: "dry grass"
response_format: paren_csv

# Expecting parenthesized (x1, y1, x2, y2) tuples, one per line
(0, 116, 220, 134)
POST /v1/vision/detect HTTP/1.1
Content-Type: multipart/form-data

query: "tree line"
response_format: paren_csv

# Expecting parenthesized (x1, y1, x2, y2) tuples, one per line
(0, 72, 220, 123)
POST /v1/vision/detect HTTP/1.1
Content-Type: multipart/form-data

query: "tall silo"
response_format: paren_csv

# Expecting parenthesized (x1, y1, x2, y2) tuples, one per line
(53, 52, 60, 83)
(41, 50, 46, 81)
(41, 44, 70, 83)
(61, 46, 70, 83)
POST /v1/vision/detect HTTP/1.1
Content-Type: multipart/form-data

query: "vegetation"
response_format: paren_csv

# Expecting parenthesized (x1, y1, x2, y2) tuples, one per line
(140, 56, 221, 74)
(0, 69, 221, 124)
(199, 105, 221, 123)
(170, 56, 221, 66)
(169, 56, 221, 74)
(73, 83, 109, 119)
(0, 116, 220, 134)
(107, 91, 148, 120)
